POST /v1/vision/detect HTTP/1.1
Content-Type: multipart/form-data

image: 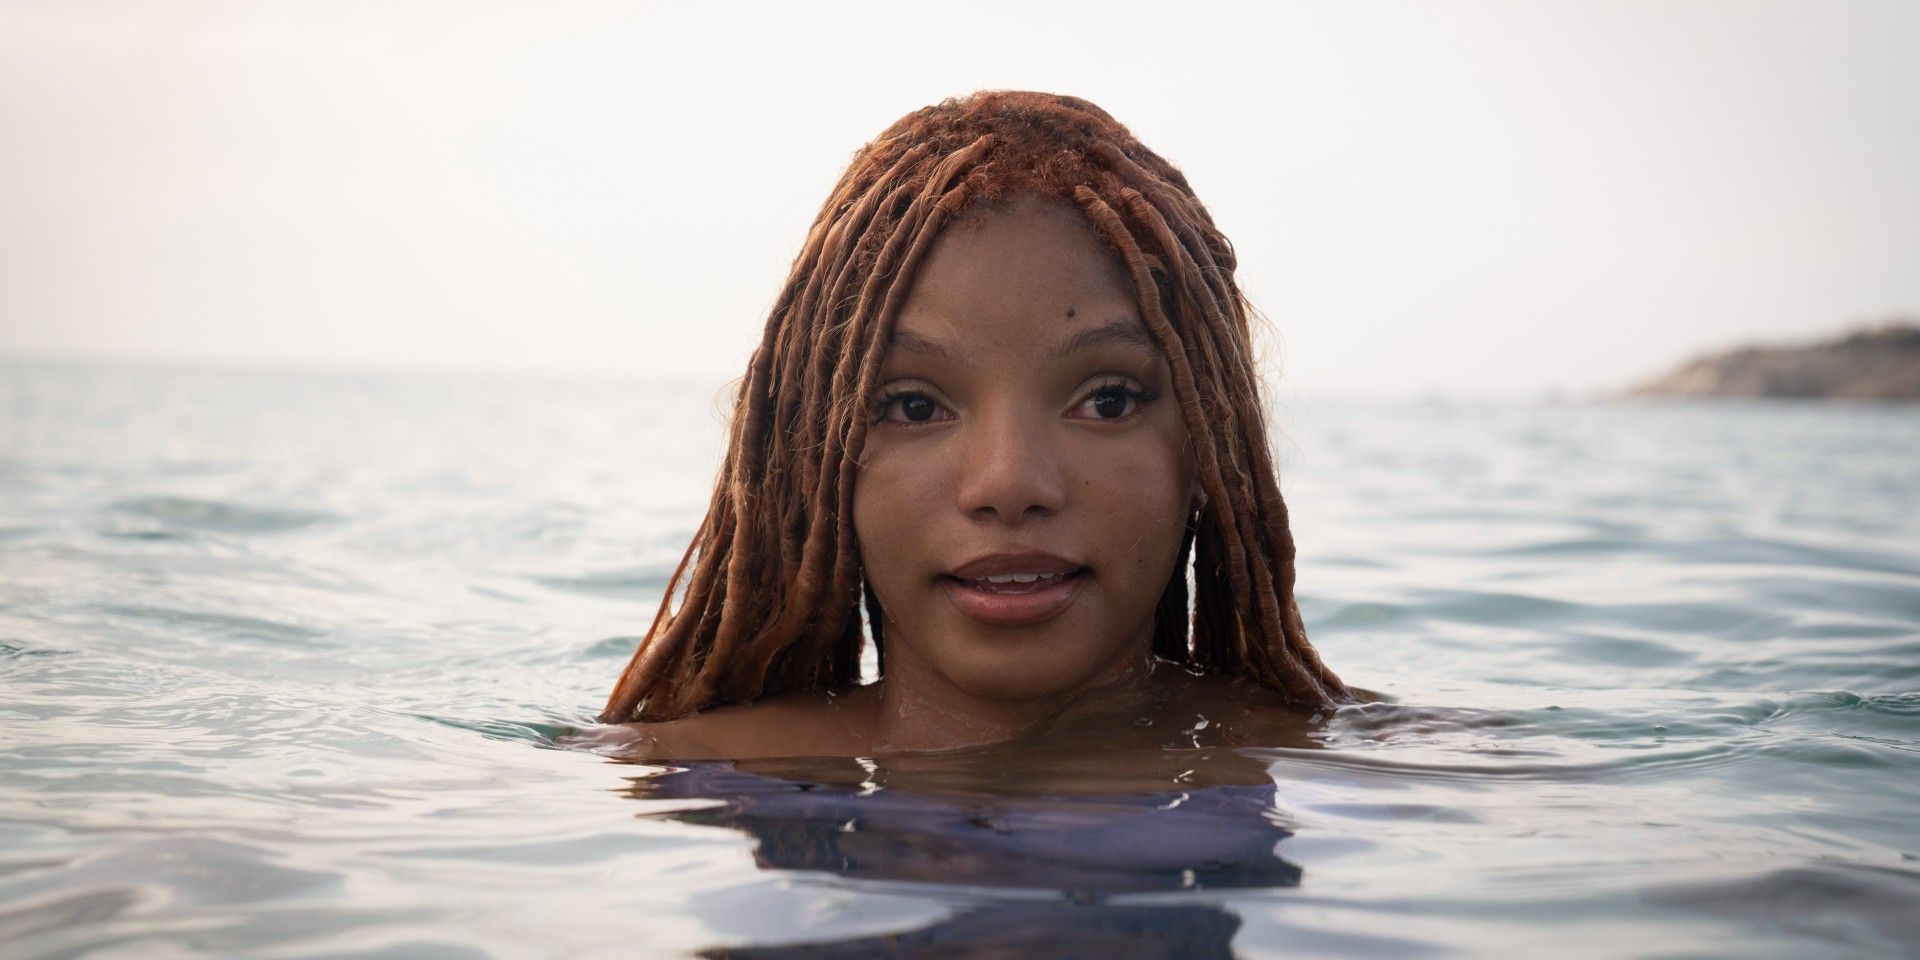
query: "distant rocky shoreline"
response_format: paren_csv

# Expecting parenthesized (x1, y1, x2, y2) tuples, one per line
(1627, 321, 1920, 401)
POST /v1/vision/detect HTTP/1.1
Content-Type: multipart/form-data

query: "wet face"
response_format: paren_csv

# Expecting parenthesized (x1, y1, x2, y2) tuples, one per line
(853, 195, 1192, 712)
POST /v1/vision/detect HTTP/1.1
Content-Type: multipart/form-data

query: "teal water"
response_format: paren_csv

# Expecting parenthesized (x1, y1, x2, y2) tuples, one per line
(2, 362, 1917, 958)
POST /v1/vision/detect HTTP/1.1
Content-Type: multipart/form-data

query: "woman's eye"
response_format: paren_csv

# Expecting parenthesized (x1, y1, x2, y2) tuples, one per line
(1075, 384, 1142, 420)
(882, 392, 947, 424)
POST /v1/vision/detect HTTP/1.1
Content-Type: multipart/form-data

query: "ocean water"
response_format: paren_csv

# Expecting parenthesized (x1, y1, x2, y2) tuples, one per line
(2, 360, 1917, 959)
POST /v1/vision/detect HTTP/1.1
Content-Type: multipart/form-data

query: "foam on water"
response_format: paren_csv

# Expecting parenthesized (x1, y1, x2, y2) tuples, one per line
(2, 362, 1917, 958)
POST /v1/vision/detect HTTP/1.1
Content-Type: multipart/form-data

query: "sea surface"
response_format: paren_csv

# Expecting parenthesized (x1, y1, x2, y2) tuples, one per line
(2, 360, 1917, 959)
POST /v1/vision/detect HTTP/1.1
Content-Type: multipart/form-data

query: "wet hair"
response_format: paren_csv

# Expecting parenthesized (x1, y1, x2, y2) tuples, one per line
(603, 90, 1347, 722)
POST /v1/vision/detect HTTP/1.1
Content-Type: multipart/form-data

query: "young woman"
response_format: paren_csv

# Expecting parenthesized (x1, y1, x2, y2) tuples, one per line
(596, 91, 1350, 760)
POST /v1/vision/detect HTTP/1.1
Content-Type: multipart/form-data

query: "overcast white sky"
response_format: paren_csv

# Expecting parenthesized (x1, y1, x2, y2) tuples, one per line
(2, 0, 1916, 397)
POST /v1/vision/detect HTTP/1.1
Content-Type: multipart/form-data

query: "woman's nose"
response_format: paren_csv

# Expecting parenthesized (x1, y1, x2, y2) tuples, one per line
(953, 412, 1067, 524)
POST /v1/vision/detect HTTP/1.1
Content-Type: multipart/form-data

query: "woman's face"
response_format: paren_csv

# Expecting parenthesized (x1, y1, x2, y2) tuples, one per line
(853, 194, 1192, 712)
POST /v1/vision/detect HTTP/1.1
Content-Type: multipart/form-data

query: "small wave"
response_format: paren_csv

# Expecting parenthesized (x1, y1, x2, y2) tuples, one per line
(95, 605, 326, 647)
(94, 527, 193, 542)
(405, 712, 576, 747)
(1860, 691, 1920, 716)
(0, 888, 154, 947)
(1313, 600, 1413, 630)
(1294, 691, 1920, 788)
(532, 568, 671, 599)
(1302, 802, 1483, 824)
(1557, 632, 1695, 668)
(1253, 741, 1765, 785)
(1490, 534, 1920, 579)
(0, 638, 69, 660)
(1648, 862, 1920, 953)
(1413, 590, 1580, 627)
(1334, 690, 1920, 737)
(381, 831, 678, 867)
(1697, 690, 1920, 726)
(583, 636, 643, 658)
(105, 496, 335, 534)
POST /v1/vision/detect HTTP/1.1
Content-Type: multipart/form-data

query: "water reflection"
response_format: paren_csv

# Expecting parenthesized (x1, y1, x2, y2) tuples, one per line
(703, 902, 1242, 960)
(621, 748, 1302, 958)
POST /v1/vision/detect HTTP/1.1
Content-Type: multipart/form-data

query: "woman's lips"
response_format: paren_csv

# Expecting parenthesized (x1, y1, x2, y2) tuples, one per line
(940, 569, 1088, 627)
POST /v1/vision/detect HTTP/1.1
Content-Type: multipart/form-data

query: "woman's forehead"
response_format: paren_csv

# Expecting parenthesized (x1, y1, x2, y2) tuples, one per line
(890, 195, 1147, 355)
(887, 315, 1160, 367)
(923, 193, 1131, 287)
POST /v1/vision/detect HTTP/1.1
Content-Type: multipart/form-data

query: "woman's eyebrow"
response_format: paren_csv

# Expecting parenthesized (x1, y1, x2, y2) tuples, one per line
(1053, 318, 1159, 360)
(887, 329, 955, 361)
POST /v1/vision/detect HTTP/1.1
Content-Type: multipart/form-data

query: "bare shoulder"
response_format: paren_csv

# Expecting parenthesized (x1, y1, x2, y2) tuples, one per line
(1159, 669, 1292, 709)
(1156, 670, 1329, 745)
(578, 686, 877, 761)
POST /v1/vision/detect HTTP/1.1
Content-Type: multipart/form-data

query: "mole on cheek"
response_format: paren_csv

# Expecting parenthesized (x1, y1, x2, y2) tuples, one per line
(1066, 305, 1077, 318)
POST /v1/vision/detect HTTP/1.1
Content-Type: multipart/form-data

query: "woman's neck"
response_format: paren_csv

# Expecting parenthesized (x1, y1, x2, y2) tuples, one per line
(857, 648, 1161, 754)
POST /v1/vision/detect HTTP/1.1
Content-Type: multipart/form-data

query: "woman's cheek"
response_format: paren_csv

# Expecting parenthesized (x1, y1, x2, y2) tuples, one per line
(851, 440, 938, 582)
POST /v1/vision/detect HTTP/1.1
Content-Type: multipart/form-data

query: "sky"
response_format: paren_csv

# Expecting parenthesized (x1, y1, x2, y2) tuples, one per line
(2, 0, 1916, 398)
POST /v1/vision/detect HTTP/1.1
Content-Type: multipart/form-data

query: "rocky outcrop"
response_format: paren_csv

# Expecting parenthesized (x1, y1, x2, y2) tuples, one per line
(1627, 321, 1920, 401)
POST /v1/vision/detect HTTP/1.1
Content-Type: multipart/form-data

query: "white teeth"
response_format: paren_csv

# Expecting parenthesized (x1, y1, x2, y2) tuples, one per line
(977, 572, 1060, 585)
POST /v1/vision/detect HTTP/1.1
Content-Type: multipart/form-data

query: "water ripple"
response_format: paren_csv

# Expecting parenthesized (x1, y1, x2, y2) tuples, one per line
(106, 496, 337, 534)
